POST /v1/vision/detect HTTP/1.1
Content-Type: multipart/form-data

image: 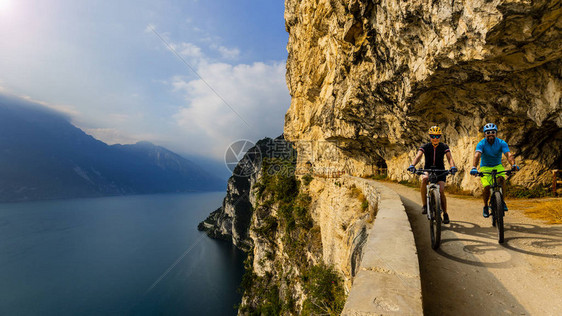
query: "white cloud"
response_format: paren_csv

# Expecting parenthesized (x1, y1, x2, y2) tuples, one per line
(146, 24, 203, 60)
(107, 113, 132, 123)
(83, 128, 139, 145)
(83, 127, 159, 145)
(152, 35, 290, 159)
(172, 42, 203, 59)
(5, 19, 289, 162)
(144, 23, 156, 33)
(217, 46, 240, 59)
(0, 87, 81, 118)
(172, 60, 290, 159)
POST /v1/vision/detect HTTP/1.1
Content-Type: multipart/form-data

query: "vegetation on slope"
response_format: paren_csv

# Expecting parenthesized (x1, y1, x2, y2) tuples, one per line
(238, 157, 345, 315)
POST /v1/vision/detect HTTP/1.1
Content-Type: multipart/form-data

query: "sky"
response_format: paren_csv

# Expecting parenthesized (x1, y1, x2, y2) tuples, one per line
(0, 0, 290, 161)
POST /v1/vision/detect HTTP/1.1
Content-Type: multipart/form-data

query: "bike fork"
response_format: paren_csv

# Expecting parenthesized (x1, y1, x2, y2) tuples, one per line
(427, 184, 439, 220)
(426, 185, 431, 220)
(499, 188, 506, 211)
(434, 185, 441, 217)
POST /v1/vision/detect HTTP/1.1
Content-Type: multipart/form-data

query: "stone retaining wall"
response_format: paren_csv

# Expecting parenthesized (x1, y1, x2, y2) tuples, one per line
(342, 176, 422, 315)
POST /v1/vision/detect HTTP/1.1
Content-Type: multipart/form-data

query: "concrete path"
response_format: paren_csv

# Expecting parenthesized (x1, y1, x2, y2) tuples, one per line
(381, 181, 562, 316)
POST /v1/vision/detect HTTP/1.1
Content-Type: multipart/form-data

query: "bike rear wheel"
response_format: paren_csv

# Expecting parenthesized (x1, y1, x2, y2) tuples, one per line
(491, 191, 504, 243)
(429, 189, 441, 249)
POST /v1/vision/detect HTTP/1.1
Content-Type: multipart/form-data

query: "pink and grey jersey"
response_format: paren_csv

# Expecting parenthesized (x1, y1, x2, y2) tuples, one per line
(419, 143, 450, 169)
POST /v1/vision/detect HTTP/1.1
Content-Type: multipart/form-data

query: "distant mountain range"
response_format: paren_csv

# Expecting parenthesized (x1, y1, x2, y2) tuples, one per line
(0, 94, 225, 202)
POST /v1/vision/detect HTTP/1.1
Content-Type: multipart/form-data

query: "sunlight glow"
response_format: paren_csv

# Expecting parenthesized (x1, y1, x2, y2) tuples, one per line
(0, 0, 11, 13)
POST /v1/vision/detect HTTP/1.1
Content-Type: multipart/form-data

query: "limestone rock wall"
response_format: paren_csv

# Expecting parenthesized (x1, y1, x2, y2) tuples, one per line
(284, 0, 562, 192)
(306, 177, 377, 288)
(199, 135, 377, 313)
(241, 176, 374, 312)
(198, 138, 272, 251)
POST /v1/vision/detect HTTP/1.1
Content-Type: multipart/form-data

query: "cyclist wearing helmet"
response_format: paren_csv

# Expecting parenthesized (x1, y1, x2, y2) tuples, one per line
(408, 126, 457, 224)
(470, 123, 519, 218)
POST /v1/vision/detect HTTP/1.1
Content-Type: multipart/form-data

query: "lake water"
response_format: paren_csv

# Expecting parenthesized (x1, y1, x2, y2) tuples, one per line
(0, 192, 245, 315)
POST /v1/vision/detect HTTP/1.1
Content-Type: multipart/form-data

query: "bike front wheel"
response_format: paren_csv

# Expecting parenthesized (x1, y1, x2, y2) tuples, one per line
(491, 191, 504, 243)
(429, 189, 442, 249)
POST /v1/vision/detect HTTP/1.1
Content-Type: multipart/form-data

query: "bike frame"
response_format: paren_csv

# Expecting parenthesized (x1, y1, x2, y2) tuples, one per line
(478, 169, 511, 204)
(416, 169, 450, 218)
(478, 168, 513, 243)
(426, 182, 440, 221)
(414, 168, 451, 250)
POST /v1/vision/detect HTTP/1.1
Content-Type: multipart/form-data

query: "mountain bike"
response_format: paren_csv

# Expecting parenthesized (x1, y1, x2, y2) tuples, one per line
(413, 169, 452, 250)
(477, 169, 513, 243)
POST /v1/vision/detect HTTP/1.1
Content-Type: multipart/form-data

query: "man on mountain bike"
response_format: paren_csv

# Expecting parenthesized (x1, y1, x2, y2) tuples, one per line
(408, 126, 457, 224)
(470, 123, 519, 218)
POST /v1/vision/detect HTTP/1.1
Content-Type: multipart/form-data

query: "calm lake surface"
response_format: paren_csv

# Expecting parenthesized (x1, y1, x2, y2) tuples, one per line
(0, 192, 244, 315)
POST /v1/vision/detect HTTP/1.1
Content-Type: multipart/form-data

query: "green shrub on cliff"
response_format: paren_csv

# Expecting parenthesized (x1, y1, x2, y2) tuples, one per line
(256, 157, 312, 235)
(253, 214, 278, 241)
(238, 255, 282, 315)
(302, 174, 313, 186)
(301, 263, 346, 315)
(361, 200, 369, 211)
(505, 184, 553, 198)
(256, 285, 281, 315)
(242, 156, 341, 314)
(238, 276, 282, 315)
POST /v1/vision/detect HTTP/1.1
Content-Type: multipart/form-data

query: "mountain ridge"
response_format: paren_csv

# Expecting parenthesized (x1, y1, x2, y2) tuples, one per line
(0, 94, 225, 202)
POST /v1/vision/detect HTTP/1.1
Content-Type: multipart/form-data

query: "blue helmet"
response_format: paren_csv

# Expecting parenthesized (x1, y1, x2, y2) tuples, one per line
(483, 123, 497, 132)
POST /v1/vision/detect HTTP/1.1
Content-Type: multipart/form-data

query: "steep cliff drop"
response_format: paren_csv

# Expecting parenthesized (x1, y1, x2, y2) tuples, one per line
(198, 137, 282, 251)
(284, 0, 561, 192)
(199, 136, 374, 314)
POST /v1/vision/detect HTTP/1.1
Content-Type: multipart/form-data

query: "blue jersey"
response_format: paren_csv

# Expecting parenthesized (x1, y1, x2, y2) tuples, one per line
(475, 138, 510, 167)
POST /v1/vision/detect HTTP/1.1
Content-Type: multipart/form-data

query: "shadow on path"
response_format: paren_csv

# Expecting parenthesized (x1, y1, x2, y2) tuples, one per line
(399, 195, 529, 316)
(443, 221, 562, 262)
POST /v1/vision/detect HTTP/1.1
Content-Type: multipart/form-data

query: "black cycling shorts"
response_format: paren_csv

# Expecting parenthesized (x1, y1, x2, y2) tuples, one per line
(424, 172, 447, 184)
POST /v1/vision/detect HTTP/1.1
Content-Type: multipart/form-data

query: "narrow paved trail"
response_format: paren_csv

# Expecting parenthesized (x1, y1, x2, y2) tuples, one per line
(380, 181, 562, 316)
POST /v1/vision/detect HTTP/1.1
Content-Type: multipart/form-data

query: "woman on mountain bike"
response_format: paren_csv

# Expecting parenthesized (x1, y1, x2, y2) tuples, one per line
(408, 126, 457, 224)
(470, 123, 519, 218)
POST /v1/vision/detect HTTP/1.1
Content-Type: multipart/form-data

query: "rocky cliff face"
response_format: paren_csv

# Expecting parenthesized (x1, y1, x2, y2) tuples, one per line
(199, 136, 373, 314)
(198, 138, 273, 251)
(284, 0, 561, 191)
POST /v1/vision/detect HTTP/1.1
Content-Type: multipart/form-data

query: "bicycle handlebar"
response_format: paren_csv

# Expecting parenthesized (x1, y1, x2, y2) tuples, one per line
(476, 169, 514, 177)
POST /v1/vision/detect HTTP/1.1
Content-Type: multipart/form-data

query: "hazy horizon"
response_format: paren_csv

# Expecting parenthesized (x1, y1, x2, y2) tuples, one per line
(0, 0, 290, 161)
(0, 92, 234, 181)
